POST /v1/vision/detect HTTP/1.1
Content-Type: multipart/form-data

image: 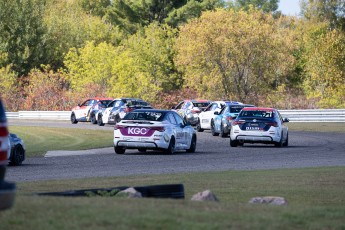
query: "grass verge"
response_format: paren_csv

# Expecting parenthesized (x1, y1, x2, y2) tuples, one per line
(8, 126, 113, 157)
(0, 167, 344, 229)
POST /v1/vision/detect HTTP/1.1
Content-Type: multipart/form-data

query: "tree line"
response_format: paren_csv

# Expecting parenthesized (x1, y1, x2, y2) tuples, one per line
(0, 0, 344, 111)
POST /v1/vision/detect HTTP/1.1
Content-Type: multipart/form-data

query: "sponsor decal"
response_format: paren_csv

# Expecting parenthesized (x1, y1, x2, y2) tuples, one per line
(120, 127, 155, 137)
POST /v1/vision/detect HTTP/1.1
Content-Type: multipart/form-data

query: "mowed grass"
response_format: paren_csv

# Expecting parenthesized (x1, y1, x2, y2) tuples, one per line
(8, 126, 114, 157)
(1, 167, 344, 230)
(286, 122, 345, 132)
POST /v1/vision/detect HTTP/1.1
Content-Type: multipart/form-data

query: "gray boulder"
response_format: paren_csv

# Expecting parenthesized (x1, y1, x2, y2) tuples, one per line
(249, 196, 288, 205)
(116, 187, 142, 198)
(191, 190, 219, 202)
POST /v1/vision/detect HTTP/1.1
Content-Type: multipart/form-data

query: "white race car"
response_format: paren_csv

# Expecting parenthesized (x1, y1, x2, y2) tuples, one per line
(230, 107, 289, 147)
(113, 109, 197, 154)
(197, 101, 242, 132)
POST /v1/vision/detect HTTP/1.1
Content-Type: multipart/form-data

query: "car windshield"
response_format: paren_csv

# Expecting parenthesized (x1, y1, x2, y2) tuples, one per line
(239, 110, 274, 118)
(124, 111, 165, 121)
(229, 106, 246, 113)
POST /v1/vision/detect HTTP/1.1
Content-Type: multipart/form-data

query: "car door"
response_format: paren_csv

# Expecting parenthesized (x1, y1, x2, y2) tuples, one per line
(75, 99, 92, 119)
(172, 112, 186, 147)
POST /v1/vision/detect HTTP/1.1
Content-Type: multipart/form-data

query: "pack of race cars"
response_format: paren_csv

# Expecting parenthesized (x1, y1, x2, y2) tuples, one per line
(71, 98, 290, 154)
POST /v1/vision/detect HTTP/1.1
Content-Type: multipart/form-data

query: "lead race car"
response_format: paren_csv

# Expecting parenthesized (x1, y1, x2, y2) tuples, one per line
(113, 109, 197, 154)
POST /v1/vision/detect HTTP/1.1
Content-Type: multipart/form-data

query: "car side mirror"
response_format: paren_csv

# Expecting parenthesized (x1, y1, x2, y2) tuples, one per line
(283, 118, 289, 123)
(171, 106, 175, 109)
(214, 111, 219, 115)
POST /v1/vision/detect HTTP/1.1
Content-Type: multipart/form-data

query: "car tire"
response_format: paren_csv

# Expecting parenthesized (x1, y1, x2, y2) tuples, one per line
(9, 145, 25, 166)
(91, 113, 97, 124)
(165, 137, 175, 154)
(275, 133, 284, 147)
(283, 133, 289, 147)
(97, 115, 104, 126)
(196, 119, 204, 132)
(186, 135, 197, 153)
(71, 113, 78, 124)
(138, 148, 147, 153)
(230, 137, 238, 147)
(220, 123, 227, 138)
(114, 146, 125, 154)
(211, 120, 219, 136)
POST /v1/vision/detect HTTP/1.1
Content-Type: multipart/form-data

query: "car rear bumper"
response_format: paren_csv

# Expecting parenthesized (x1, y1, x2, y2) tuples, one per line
(115, 140, 169, 150)
(235, 135, 274, 143)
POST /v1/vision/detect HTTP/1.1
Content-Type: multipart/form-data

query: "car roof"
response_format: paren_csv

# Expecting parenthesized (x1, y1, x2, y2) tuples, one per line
(84, 97, 113, 101)
(242, 107, 275, 111)
(181, 99, 210, 103)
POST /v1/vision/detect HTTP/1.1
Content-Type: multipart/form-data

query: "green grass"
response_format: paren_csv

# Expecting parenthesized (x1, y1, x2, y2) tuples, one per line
(286, 122, 345, 132)
(8, 126, 113, 157)
(1, 167, 344, 230)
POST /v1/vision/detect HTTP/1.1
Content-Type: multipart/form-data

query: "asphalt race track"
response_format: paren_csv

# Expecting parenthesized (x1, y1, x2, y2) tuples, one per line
(6, 120, 345, 182)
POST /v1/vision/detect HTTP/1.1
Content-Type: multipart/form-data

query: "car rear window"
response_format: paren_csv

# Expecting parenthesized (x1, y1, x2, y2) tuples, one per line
(239, 110, 274, 118)
(193, 102, 209, 108)
(127, 100, 149, 106)
(124, 111, 165, 121)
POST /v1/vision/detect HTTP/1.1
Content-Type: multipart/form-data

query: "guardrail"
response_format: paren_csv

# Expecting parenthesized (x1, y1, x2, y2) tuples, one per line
(5, 109, 345, 122)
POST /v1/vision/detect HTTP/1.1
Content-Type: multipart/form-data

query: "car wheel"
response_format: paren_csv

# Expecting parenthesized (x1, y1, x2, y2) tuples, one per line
(220, 123, 227, 138)
(114, 146, 125, 154)
(115, 114, 121, 124)
(283, 133, 289, 147)
(70, 113, 78, 124)
(91, 114, 97, 124)
(211, 120, 219, 136)
(9, 145, 25, 166)
(138, 148, 147, 153)
(186, 135, 197, 153)
(196, 119, 204, 132)
(230, 137, 238, 147)
(165, 137, 175, 154)
(275, 133, 284, 147)
(97, 115, 104, 126)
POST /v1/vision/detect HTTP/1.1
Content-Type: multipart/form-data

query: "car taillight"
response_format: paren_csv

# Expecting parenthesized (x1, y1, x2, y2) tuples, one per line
(265, 122, 278, 127)
(0, 125, 9, 136)
(232, 121, 244, 125)
(150, 127, 165, 132)
(114, 124, 124, 130)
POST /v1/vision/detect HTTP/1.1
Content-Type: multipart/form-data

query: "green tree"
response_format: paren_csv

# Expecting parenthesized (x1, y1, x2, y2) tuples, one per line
(230, 0, 279, 13)
(103, 0, 223, 34)
(175, 8, 297, 103)
(302, 23, 345, 108)
(0, 0, 47, 76)
(44, 0, 124, 71)
(64, 41, 117, 94)
(109, 23, 181, 104)
(301, 0, 345, 30)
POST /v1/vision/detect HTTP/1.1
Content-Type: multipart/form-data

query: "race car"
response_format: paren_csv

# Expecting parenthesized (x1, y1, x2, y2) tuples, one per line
(70, 97, 113, 124)
(229, 107, 289, 147)
(113, 109, 197, 154)
(172, 99, 210, 126)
